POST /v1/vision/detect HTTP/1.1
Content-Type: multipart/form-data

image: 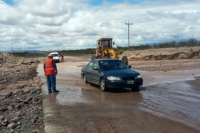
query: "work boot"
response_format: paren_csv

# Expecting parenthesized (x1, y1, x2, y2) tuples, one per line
(53, 90, 59, 93)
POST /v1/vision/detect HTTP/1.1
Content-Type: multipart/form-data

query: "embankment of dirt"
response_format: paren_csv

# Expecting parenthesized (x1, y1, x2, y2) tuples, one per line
(130, 51, 200, 60)
(121, 47, 200, 61)
(0, 52, 43, 133)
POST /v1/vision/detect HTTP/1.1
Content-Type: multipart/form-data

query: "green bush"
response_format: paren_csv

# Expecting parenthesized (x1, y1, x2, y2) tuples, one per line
(188, 38, 197, 46)
(118, 49, 124, 55)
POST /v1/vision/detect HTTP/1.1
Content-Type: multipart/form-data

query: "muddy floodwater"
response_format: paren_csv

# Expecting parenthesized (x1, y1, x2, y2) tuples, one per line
(37, 62, 200, 133)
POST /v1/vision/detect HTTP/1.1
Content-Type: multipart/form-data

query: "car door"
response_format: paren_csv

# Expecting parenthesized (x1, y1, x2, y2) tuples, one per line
(90, 60, 101, 85)
(85, 61, 94, 83)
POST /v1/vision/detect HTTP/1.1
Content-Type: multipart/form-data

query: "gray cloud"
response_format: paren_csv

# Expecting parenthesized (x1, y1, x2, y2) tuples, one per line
(0, 1, 22, 25)
(0, 0, 200, 51)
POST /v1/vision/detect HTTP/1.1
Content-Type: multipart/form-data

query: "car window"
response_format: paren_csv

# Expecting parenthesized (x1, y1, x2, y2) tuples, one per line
(93, 61, 98, 69)
(87, 61, 94, 68)
(99, 61, 110, 70)
(99, 60, 128, 71)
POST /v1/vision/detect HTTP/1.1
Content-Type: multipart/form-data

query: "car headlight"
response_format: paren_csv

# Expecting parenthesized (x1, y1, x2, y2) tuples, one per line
(136, 75, 142, 78)
(107, 76, 121, 80)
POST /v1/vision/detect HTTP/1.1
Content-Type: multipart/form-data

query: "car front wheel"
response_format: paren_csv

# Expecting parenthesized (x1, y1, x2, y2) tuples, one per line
(100, 78, 107, 91)
(83, 75, 88, 84)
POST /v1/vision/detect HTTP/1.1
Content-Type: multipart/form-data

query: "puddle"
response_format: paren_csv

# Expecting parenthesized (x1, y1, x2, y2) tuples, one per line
(139, 69, 200, 86)
(139, 79, 200, 130)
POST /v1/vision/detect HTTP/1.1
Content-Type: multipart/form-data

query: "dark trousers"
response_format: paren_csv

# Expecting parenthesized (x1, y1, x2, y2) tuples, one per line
(61, 58, 64, 62)
(46, 74, 56, 92)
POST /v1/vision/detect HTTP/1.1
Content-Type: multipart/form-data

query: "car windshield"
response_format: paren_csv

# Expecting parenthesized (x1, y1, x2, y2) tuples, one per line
(52, 54, 58, 57)
(99, 60, 128, 71)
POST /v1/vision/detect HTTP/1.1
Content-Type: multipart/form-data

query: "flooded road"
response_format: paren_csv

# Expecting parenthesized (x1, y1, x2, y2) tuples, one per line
(140, 80, 200, 131)
(37, 62, 200, 133)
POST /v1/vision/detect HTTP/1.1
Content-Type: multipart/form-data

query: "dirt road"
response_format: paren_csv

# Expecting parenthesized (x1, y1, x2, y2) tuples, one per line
(37, 61, 200, 133)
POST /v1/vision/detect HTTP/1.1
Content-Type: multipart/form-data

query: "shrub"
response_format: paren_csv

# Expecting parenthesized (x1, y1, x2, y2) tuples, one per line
(118, 49, 124, 55)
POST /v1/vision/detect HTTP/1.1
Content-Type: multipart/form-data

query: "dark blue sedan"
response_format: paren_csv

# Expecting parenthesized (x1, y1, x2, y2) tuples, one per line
(81, 59, 143, 91)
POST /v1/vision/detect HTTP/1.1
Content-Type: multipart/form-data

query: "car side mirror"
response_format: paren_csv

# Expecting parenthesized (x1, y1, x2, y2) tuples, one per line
(93, 66, 98, 70)
(113, 42, 115, 45)
(127, 65, 131, 69)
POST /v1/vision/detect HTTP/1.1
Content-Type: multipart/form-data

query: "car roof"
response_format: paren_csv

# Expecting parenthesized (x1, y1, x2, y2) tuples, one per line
(94, 59, 119, 61)
(49, 52, 59, 54)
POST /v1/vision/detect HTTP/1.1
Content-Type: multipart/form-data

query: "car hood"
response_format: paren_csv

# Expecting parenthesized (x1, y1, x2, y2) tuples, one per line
(103, 69, 140, 77)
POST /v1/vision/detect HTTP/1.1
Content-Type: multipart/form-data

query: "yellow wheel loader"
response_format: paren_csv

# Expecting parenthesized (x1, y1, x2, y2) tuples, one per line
(91, 38, 128, 65)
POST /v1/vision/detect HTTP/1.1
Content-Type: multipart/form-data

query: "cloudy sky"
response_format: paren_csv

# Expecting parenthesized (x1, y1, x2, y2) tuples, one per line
(0, 0, 200, 51)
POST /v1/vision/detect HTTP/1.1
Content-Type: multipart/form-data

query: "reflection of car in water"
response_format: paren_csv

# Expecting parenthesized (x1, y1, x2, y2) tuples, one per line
(80, 88, 143, 107)
(81, 59, 143, 92)
(49, 52, 61, 63)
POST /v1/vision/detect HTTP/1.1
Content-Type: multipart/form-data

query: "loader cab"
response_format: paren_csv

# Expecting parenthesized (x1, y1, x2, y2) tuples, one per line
(97, 38, 114, 48)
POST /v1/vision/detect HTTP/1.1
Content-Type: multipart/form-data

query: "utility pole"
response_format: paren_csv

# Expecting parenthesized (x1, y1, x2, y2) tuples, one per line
(125, 22, 133, 48)
(12, 43, 13, 53)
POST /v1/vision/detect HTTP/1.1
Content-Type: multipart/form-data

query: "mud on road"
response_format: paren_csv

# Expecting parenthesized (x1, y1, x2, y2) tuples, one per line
(38, 60, 200, 133)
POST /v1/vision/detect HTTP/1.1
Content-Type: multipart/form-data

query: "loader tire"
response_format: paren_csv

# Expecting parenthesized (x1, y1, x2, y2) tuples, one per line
(122, 56, 128, 65)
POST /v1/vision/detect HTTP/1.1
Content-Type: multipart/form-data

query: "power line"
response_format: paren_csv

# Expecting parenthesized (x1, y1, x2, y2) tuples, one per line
(125, 22, 133, 48)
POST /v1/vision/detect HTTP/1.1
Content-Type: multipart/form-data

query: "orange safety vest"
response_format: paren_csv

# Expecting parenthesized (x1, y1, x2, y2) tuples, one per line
(44, 58, 56, 76)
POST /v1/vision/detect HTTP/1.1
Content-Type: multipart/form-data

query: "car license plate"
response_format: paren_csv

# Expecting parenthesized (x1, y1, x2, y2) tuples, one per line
(127, 80, 134, 84)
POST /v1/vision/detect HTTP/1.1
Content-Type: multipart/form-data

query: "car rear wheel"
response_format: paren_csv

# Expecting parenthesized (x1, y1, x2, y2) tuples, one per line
(83, 75, 88, 84)
(100, 78, 107, 92)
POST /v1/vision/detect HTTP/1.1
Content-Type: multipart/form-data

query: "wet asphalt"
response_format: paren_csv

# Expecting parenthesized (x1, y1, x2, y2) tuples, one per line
(37, 62, 200, 133)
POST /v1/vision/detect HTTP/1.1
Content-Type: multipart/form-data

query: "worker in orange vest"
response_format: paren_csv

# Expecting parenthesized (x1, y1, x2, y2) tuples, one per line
(43, 54, 59, 93)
